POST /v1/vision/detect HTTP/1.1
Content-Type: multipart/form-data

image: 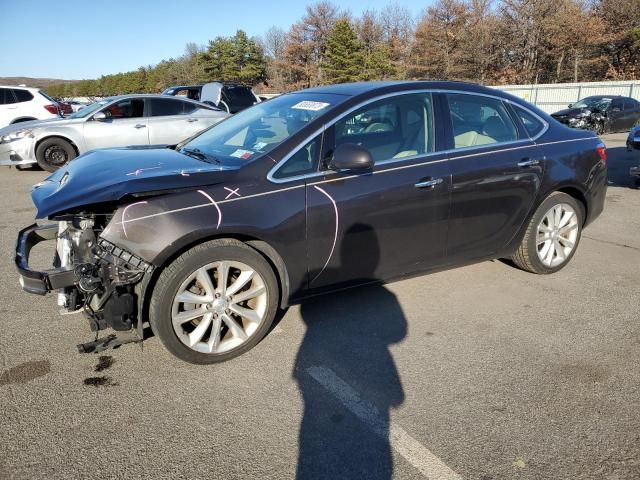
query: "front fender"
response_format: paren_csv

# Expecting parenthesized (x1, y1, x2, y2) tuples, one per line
(101, 181, 308, 298)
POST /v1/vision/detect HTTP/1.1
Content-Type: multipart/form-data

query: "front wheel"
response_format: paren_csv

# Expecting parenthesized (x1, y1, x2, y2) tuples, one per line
(35, 138, 76, 172)
(511, 192, 583, 274)
(149, 239, 279, 364)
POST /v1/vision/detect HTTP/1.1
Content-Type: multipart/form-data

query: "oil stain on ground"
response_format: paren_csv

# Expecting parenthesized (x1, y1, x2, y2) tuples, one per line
(83, 376, 119, 387)
(94, 355, 114, 372)
(0, 360, 51, 386)
(83, 355, 118, 387)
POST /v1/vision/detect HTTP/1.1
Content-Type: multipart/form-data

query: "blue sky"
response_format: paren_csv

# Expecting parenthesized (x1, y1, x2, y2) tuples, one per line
(0, 0, 428, 80)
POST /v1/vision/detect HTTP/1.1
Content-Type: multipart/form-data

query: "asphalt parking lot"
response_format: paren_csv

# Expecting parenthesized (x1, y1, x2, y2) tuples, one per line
(1, 133, 639, 480)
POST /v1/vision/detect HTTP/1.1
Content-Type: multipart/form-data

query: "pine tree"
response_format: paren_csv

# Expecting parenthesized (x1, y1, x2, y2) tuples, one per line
(203, 30, 267, 85)
(323, 18, 365, 83)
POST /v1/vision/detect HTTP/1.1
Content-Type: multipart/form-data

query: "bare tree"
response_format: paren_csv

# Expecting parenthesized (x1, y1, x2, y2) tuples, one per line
(411, 0, 469, 80)
(380, 3, 415, 78)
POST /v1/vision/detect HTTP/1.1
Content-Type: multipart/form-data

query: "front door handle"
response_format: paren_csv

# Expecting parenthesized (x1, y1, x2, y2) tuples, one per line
(517, 158, 541, 167)
(415, 178, 443, 188)
(187, 118, 199, 123)
(134, 124, 146, 129)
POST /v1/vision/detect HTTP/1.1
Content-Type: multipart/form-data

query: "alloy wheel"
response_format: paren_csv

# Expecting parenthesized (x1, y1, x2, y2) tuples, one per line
(536, 203, 579, 268)
(171, 261, 268, 354)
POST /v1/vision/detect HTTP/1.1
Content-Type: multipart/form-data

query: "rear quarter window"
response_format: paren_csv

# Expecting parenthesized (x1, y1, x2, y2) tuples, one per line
(12, 89, 34, 103)
(513, 106, 545, 138)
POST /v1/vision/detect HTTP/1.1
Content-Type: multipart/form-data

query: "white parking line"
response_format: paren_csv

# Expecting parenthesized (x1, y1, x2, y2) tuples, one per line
(306, 366, 462, 480)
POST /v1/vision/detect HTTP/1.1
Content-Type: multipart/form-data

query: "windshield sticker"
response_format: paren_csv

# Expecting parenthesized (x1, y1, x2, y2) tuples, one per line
(230, 149, 254, 160)
(253, 142, 268, 151)
(292, 101, 330, 111)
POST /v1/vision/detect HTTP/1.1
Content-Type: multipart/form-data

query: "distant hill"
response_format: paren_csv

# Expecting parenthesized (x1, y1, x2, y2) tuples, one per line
(0, 77, 78, 88)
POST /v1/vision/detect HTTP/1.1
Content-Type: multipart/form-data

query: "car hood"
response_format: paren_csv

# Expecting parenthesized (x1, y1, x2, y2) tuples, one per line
(0, 117, 83, 135)
(551, 107, 587, 117)
(32, 146, 238, 218)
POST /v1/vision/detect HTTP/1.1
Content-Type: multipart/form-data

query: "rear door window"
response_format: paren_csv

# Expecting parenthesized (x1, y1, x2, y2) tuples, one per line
(12, 89, 34, 103)
(150, 98, 186, 116)
(1, 88, 16, 105)
(446, 94, 518, 148)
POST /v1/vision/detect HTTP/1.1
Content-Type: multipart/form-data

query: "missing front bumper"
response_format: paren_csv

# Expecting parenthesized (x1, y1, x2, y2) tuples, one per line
(15, 223, 78, 295)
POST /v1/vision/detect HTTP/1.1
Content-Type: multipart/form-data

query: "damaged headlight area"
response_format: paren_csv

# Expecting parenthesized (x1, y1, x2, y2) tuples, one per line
(16, 212, 153, 342)
(1, 128, 34, 144)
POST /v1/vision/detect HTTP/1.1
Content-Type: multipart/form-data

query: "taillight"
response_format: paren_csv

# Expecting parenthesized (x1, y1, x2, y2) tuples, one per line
(596, 145, 607, 165)
(44, 104, 59, 115)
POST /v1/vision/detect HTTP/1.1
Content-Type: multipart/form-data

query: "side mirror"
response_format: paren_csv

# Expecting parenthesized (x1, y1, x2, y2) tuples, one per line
(93, 111, 107, 121)
(329, 143, 374, 171)
(568, 103, 573, 108)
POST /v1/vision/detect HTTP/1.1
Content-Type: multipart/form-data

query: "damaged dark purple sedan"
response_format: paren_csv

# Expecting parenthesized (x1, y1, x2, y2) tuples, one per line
(16, 81, 607, 363)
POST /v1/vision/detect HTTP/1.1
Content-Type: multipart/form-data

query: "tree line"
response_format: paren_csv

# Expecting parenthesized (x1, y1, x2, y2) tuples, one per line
(45, 0, 640, 99)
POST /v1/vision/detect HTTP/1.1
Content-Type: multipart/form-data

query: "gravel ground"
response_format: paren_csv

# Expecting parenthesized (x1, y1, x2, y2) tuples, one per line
(0, 133, 639, 479)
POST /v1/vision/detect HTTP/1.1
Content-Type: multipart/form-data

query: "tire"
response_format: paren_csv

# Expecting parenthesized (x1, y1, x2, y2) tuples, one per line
(149, 239, 279, 364)
(35, 138, 76, 172)
(511, 192, 584, 274)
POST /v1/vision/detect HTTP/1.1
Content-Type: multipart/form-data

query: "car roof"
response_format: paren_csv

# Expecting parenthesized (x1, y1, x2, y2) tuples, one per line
(106, 93, 209, 104)
(0, 85, 39, 91)
(295, 80, 514, 98)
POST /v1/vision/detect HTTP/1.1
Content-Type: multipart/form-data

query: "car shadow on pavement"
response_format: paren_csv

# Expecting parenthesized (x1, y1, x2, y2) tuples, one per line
(293, 224, 407, 479)
(606, 146, 639, 188)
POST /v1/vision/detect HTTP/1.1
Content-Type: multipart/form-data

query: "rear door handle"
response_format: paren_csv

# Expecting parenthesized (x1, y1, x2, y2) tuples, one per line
(517, 158, 540, 167)
(415, 178, 443, 188)
(134, 124, 146, 129)
(187, 118, 199, 123)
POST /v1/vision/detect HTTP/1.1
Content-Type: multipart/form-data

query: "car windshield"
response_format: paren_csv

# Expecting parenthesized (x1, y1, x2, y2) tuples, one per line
(573, 97, 612, 111)
(68, 100, 110, 118)
(181, 93, 345, 163)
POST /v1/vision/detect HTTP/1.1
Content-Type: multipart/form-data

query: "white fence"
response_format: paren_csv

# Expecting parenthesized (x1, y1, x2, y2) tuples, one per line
(490, 80, 640, 114)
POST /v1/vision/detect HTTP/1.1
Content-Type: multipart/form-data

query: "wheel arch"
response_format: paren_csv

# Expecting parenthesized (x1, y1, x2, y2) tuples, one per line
(502, 184, 589, 257)
(35, 135, 80, 157)
(555, 185, 588, 224)
(138, 232, 291, 329)
(10, 117, 37, 124)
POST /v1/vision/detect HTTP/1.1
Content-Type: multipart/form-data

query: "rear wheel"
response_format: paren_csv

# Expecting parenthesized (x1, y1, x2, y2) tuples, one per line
(35, 138, 76, 172)
(511, 192, 583, 274)
(149, 239, 279, 364)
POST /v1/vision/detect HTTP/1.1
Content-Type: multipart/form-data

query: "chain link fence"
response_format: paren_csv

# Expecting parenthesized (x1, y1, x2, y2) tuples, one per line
(490, 80, 640, 114)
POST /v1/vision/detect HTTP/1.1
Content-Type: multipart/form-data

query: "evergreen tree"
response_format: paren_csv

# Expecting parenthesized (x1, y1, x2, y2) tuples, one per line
(203, 30, 267, 85)
(323, 18, 365, 83)
(365, 44, 397, 80)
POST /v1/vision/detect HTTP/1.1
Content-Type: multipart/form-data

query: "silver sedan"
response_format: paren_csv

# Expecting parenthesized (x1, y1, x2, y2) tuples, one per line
(0, 94, 229, 171)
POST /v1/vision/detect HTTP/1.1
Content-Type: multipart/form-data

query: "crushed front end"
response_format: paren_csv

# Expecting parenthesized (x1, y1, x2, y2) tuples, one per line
(15, 214, 153, 350)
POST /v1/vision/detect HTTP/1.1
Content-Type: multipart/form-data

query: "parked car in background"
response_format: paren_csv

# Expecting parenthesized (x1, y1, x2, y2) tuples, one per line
(626, 125, 640, 186)
(0, 94, 228, 171)
(14, 81, 607, 363)
(0, 86, 61, 127)
(163, 82, 259, 113)
(65, 100, 89, 112)
(55, 100, 73, 116)
(551, 95, 640, 134)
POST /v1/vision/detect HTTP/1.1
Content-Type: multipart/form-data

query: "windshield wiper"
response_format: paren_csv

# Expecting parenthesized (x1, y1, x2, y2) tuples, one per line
(180, 148, 220, 164)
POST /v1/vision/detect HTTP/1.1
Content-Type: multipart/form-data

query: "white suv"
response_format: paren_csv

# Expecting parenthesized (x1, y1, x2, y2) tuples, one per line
(0, 86, 61, 128)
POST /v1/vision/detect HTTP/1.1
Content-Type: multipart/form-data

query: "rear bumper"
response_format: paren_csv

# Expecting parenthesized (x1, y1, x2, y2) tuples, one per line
(15, 223, 77, 295)
(0, 137, 37, 166)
